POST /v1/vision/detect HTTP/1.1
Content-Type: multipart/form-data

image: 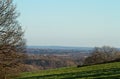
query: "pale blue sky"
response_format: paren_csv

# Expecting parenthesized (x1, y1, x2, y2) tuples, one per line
(14, 0, 120, 47)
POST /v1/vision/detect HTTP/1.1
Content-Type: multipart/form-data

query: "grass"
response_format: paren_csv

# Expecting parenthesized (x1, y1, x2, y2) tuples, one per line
(15, 62, 120, 79)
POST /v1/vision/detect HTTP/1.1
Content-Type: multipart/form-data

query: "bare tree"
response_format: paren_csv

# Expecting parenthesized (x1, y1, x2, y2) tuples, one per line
(0, 0, 26, 79)
(84, 46, 119, 65)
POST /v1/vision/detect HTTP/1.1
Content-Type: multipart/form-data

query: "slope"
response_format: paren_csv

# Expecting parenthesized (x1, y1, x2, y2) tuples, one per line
(15, 62, 120, 79)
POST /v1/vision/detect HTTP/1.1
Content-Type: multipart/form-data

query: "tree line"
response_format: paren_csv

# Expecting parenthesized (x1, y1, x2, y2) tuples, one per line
(83, 46, 120, 66)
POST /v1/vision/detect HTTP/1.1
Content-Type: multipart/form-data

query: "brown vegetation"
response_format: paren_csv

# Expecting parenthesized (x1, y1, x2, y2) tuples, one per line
(24, 55, 76, 70)
(0, 0, 26, 79)
(84, 46, 120, 65)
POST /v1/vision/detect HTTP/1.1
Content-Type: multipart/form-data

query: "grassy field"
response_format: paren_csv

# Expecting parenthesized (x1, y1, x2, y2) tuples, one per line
(15, 62, 120, 79)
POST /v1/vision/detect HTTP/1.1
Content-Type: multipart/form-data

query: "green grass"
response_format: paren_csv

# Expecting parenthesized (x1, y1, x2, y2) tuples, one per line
(15, 62, 120, 79)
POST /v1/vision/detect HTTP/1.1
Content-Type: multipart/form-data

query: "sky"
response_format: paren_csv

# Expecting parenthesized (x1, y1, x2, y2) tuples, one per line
(14, 0, 120, 47)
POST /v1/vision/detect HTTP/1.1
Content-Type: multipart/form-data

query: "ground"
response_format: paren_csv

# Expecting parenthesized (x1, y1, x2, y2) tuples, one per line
(14, 62, 120, 79)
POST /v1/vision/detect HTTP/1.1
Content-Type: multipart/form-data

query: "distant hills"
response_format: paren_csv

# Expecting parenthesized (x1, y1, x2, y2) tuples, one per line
(27, 46, 93, 50)
(26, 46, 93, 55)
(27, 46, 120, 55)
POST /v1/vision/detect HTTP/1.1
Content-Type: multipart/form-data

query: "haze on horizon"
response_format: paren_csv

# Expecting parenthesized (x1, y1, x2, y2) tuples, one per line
(15, 0, 120, 47)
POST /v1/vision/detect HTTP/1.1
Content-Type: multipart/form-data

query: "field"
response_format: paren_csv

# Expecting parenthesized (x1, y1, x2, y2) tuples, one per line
(15, 62, 120, 79)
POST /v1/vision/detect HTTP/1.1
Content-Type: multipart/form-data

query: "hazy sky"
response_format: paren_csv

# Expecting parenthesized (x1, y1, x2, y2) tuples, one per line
(14, 0, 120, 47)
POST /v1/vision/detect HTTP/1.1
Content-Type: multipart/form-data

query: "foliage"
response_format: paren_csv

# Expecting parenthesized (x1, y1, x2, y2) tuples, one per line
(84, 46, 120, 65)
(0, 0, 26, 78)
(23, 55, 76, 70)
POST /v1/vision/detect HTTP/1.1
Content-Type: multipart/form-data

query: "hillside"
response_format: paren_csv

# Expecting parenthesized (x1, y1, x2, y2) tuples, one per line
(15, 62, 120, 79)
